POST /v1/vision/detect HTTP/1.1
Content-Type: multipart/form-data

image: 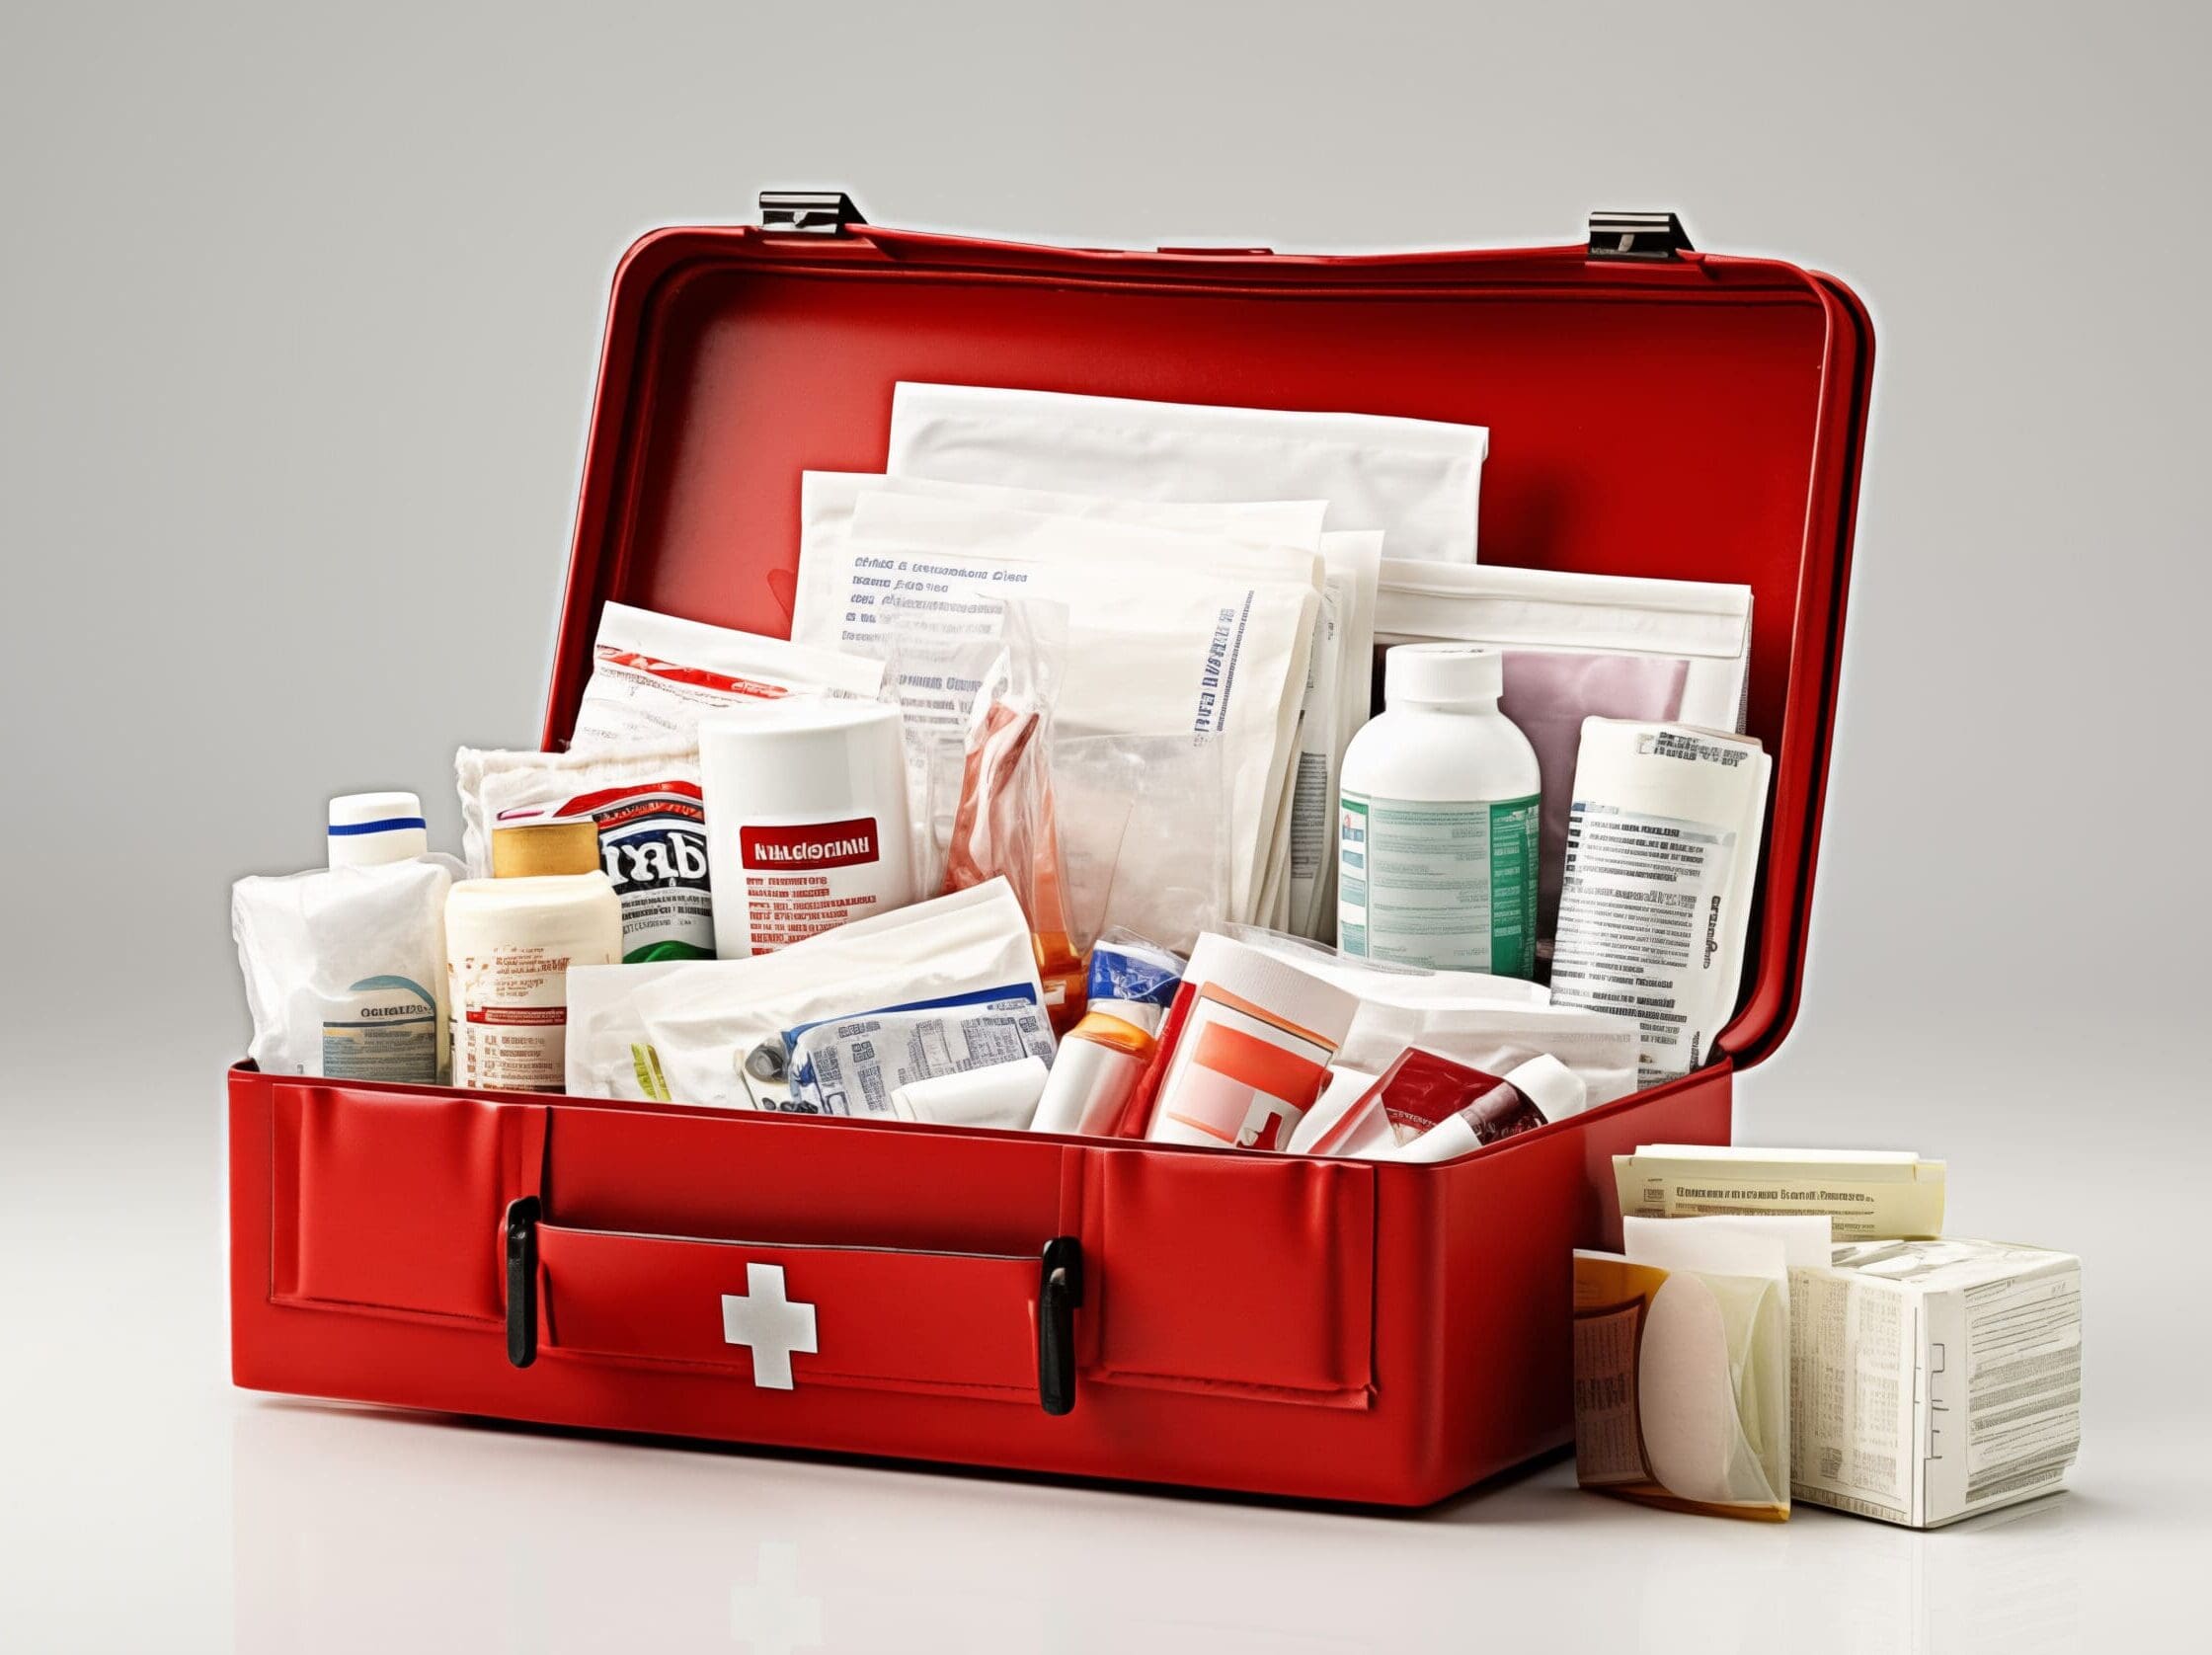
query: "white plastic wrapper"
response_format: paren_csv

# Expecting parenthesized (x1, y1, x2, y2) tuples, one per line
(792, 470, 1326, 632)
(1332, 997, 1640, 1109)
(455, 743, 712, 962)
(569, 600, 885, 749)
(1226, 924, 1551, 1007)
(886, 383, 1487, 563)
(232, 856, 459, 1082)
(563, 959, 695, 1100)
(627, 879, 1051, 1110)
(786, 998, 1055, 1118)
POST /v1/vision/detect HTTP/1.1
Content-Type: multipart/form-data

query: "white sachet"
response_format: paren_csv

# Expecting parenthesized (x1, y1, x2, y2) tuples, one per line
(792, 470, 1326, 637)
(570, 600, 885, 749)
(232, 857, 459, 1082)
(631, 880, 1051, 1110)
(887, 383, 1487, 563)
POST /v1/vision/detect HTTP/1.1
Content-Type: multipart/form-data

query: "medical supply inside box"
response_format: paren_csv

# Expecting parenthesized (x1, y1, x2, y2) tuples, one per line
(226, 198, 1872, 1506)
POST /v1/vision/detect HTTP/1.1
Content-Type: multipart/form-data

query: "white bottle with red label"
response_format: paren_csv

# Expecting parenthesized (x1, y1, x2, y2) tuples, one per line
(697, 698, 916, 957)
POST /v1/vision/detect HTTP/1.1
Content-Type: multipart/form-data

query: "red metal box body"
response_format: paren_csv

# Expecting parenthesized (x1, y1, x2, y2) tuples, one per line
(227, 209, 1871, 1505)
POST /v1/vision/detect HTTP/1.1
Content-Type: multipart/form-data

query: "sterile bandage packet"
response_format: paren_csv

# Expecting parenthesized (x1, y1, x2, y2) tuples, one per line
(886, 382, 1487, 563)
(785, 996, 1056, 1118)
(232, 856, 459, 1084)
(628, 879, 1053, 1111)
(570, 600, 886, 749)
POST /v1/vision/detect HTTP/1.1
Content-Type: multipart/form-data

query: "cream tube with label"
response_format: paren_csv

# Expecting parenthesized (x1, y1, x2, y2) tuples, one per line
(698, 699, 915, 957)
(1394, 1054, 1587, 1162)
(1145, 934, 1360, 1152)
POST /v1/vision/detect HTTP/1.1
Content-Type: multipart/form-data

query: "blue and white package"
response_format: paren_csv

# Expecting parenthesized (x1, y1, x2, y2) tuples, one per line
(783, 985, 1056, 1118)
(1085, 930, 1186, 1034)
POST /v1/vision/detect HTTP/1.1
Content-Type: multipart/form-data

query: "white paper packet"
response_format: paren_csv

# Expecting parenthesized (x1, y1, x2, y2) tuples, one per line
(455, 743, 712, 962)
(1373, 561, 1754, 955)
(564, 959, 696, 1100)
(569, 600, 886, 749)
(1332, 998, 1639, 1108)
(1550, 721, 1772, 1087)
(886, 383, 1487, 563)
(232, 857, 459, 1082)
(1226, 924, 1551, 1006)
(793, 493, 1319, 925)
(792, 470, 1326, 637)
(631, 879, 1050, 1110)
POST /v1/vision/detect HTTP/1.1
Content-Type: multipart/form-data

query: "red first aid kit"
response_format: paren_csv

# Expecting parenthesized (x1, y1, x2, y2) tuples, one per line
(227, 197, 1871, 1505)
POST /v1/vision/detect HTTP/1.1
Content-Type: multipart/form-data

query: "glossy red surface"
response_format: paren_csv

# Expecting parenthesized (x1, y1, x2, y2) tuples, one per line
(231, 1062, 1732, 1504)
(230, 214, 1869, 1504)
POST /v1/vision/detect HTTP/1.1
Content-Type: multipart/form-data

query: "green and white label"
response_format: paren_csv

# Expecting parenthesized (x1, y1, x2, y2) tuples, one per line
(1337, 791, 1539, 977)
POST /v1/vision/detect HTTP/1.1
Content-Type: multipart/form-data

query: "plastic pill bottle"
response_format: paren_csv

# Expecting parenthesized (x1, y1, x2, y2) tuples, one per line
(697, 699, 915, 957)
(446, 835, 622, 1092)
(328, 790, 430, 868)
(1337, 644, 1540, 978)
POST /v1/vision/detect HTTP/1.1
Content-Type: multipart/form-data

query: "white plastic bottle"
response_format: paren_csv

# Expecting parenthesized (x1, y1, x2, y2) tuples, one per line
(328, 790, 431, 868)
(1337, 644, 1540, 978)
(697, 699, 915, 957)
(446, 838, 623, 1092)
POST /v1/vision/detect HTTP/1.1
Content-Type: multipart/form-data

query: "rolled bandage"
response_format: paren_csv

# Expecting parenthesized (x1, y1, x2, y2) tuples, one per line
(1030, 1012, 1156, 1137)
(890, 1056, 1051, 1132)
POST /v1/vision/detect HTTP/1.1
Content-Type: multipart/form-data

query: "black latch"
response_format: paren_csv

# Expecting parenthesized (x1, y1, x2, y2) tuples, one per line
(1588, 210, 1695, 263)
(1037, 1235, 1083, 1416)
(759, 191, 866, 234)
(505, 1196, 539, 1369)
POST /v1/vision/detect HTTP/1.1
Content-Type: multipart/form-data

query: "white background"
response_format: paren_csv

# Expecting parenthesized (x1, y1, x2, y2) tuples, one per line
(3, 2, 2206, 1649)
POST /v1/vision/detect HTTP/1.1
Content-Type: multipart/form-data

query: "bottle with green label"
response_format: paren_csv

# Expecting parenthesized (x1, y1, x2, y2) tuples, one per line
(1336, 644, 1540, 978)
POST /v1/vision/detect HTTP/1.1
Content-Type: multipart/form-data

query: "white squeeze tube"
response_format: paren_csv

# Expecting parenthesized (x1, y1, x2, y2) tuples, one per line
(1146, 934, 1361, 1152)
(1549, 720, 1772, 1088)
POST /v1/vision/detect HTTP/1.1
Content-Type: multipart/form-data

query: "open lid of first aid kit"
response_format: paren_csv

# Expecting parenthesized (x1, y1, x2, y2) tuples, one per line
(545, 195, 1872, 1073)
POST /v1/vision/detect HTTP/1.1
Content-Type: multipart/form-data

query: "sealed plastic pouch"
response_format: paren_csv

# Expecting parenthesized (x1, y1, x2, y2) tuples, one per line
(232, 856, 458, 1083)
(571, 600, 885, 749)
(886, 383, 1487, 563)
(629, 879, 1052, 1111)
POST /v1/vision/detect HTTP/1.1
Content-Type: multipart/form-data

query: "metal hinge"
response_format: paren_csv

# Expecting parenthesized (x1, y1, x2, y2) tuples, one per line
(1588, 210, 1695, 263)
(759, 190, 866, 234)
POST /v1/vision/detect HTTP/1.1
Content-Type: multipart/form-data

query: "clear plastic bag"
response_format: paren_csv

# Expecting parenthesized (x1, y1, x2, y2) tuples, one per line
(930, 606, 1084, 1026)
(1047, 733, 1232, 956)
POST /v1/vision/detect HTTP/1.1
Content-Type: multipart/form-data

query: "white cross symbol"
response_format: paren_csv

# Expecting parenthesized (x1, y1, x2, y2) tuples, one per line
(721, 1262, 818, 1389)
